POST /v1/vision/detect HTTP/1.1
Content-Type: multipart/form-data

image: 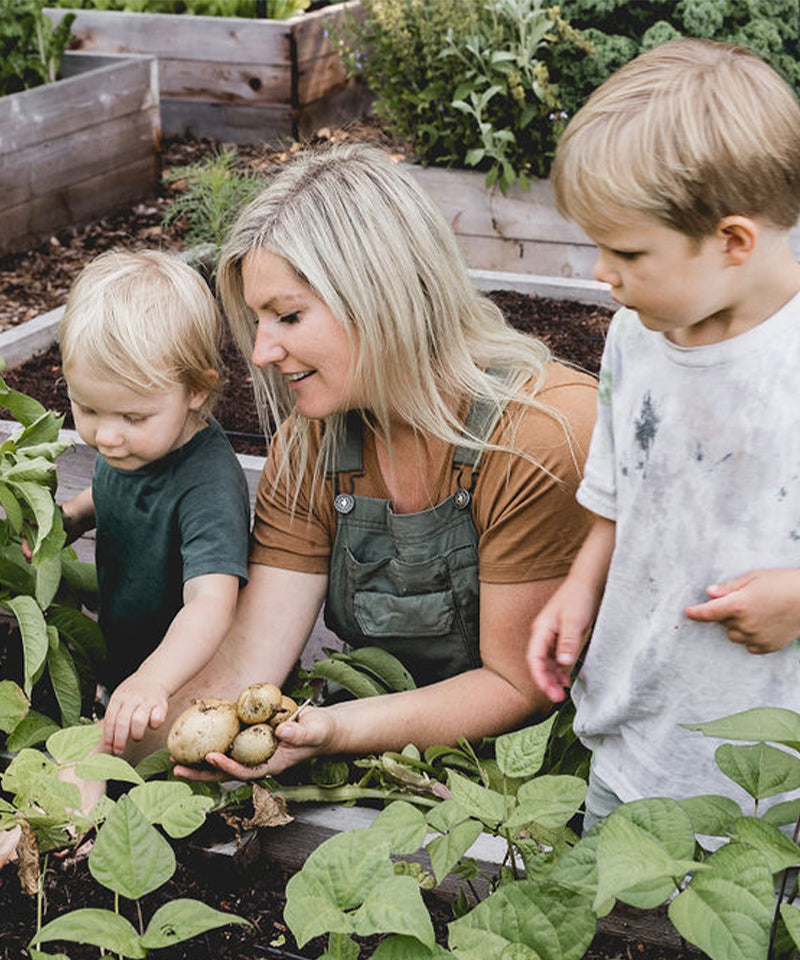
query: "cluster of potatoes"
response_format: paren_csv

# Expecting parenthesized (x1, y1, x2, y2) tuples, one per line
(167, 683, 298, 767)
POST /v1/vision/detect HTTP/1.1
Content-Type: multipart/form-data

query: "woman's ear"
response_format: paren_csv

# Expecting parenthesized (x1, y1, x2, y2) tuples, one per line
(717, 216, 758, 264)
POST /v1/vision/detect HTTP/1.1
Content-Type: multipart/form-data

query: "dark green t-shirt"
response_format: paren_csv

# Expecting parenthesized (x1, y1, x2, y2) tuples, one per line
(92, 417, 250, 690)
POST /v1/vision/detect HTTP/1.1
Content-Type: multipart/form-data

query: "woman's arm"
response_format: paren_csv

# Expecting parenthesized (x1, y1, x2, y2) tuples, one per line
(197, 574, 565, 780)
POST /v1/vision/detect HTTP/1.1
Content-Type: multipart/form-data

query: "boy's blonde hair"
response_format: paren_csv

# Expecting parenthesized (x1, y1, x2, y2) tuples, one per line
(552, 38, 800, 237)
(217, 142, 554, 492)
(60, 249, 223, 414)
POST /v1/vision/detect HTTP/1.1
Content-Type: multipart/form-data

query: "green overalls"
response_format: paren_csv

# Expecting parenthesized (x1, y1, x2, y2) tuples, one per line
(323, 396, 502, 688)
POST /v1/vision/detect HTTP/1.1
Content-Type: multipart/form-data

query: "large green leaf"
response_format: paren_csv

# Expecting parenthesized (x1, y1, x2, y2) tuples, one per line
(371, 936, 454, 959)
(678, 794, 742, 837)
(780, 903, 800, 952)
(446, 770, 506, 829)
(46, 627, 81, 727)
(76, 754, 144, 786)
(58, 554, 98, 594)
(6, 711, 60, 750)
(715, 742, 800, 799)
(6, 479, 55, 552)
(4, 595, 48, 696)
(369, 800, 428, 855)
(284, 871, 356, 947)
(684, 708, 800, 752)
(0, 392, 48, 429)
(448, 879, 595, 960)
(46, 723, 103, 764)
(668, 842, 773, 960)
(594, 800, 702, 911)
(31, 908, 145, 958)
(495, 713, 557, 779)
(353, 874, 436, 947)
(427, 818, 484, 884)
(47, 604, 105, 666)
(0, 481, 23, 532)
(732, 816, 800, 872)
(128, 781, 213, 839)
(140, 899, 250, 949)
(89, 794, 175, 899)
(0, 551, 35, 594)
(35, 553, 62, 609)
(505, 775, 586, 832)
(0, 678, 29, 733)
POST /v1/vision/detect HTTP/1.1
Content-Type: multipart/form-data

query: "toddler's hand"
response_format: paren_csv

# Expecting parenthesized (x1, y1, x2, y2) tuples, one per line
(527, 581, 595, 702)
(103, 675, 169, 756)
(685, 568, 800, 655)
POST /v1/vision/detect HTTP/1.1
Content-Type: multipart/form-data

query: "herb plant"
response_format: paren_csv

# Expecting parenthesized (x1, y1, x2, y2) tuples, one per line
(48, 0, 312, 17)
(0, 0, 75, 96)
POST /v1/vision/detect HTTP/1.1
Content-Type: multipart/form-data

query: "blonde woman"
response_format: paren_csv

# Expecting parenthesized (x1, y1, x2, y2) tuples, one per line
(155, 144, 597, 779)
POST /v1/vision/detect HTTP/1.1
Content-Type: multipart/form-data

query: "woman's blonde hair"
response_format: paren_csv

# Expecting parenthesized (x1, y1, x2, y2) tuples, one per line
(60, 249, 223, 414)
(217, 142, 556, 493)
(552, 38, 800, 237)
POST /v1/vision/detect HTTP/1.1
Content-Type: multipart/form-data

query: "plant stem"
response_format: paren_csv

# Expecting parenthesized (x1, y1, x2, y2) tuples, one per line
(271, 783, 439, 807)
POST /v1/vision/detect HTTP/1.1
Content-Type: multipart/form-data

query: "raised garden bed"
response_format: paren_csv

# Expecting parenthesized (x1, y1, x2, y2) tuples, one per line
(0, 51, 160, 257)
(44, 1, 369, 144)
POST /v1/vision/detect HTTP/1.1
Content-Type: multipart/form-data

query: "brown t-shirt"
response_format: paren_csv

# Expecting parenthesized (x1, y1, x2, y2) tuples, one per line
(250, 362, 597, 584)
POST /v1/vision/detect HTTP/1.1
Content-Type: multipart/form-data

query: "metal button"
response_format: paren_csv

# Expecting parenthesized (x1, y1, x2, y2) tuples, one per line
(454, 488, 471, 510)
(334, 492, 356, 514)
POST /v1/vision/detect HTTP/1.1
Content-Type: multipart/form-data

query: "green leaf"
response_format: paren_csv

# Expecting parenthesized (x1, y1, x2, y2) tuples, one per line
(59, 554, 98, 594)
(140, 898, 249, 948)
(354, 875, 436, 947)
(371, 936, 453, 959)
(47, 604, 105, 667)
(7, 711, 60, 750)
(0, 481, 24, 532)
(495, 713, 557, 779)
(89, 794, 175, 899)
(284, 872, 356, 948)
(308, 657, 387, 698)
(0, 678, 29, 733)
(446, 771, 506, 828)
(0, 392, 48, 428)
(369, 800, 427, 855)
(668, 842, 773, 960)
(506, 775, 586, 832)
(46, 723, 103, 764)
(31, 908, 146, 958)
(448, 879, 595, 960)
(5, 594, 48, 697)
(549, 830, 603, 905)
(426, 797, 471, 834)
(321, 932, 360, 960)
(29, 948, 71, 960)
(715, 742, 800, 799)
(762, 797, 800, 827)
(128, 781, 213, 839)
(134, 748, 174, 780)
(427, 818, 483, 884)
(6, 479, 55, 553)
(684, 707, 800, 752)
(76, 754, 145, 786)
(678, 794, 742, 837)
(732, 816, 800, 872)
(780, 902, 800, 951)
(46, 628, 81, 727)
(35, 553, 62, 609)
(0, 551, 36, 594)
(348, 646, 416, 691)
(595, 800, 702, 911)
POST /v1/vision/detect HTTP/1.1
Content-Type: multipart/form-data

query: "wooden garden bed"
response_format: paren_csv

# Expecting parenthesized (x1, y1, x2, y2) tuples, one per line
(44, 1, 369, 144)
(0, 51, 160, 258)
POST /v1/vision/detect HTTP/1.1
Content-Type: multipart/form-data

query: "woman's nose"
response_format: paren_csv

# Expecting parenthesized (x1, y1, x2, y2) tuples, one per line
(252, 322, 287, 367)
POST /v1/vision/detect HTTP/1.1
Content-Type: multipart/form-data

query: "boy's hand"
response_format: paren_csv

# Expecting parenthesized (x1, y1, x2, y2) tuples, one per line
(103, 675, 170, 755)
(685, 568, 800, 655)
(527, 580, 596, 702)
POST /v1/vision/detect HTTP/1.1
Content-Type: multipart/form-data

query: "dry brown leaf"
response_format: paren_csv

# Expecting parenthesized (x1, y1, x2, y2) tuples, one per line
(17, 822, 40, 898)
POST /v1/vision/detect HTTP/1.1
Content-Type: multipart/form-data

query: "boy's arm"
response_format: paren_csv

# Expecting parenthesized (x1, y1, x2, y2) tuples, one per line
(685, 568, 800, 654)
(103, 572, 240, 754)
(527, 515, 616, 701)
(60, 486, 96, 543)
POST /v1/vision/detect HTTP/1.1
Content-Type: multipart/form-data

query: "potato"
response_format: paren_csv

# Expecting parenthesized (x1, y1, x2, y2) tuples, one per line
(167, 698, 240, 765)
(229, 723, 278, 766)
(237, 682, 283, 724)
(269, 695, 299, 727)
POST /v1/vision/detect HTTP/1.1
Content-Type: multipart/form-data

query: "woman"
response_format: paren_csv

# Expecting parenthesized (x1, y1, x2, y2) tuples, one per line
(154, 142, 597, 779)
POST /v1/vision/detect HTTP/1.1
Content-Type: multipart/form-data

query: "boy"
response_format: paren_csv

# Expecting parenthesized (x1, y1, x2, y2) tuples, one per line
(59, 250, 251, 757)
(527, 38, 800, 829)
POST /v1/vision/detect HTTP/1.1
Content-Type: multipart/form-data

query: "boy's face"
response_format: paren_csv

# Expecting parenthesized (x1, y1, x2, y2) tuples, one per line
(588, 213, 738, 347)
(66, 363, 207, 471)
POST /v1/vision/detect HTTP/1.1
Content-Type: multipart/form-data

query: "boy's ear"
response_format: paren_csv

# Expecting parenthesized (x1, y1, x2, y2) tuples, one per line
(188, 370, 219, 410)
(717, 216, 758, 263)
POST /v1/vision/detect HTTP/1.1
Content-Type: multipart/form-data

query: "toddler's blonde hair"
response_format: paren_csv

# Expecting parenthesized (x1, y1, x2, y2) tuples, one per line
(552, 38, 800, 237)
(60, 249, 223, 414)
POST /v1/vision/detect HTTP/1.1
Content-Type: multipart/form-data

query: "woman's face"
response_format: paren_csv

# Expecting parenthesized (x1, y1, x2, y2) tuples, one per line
(241, 248, 360, 420)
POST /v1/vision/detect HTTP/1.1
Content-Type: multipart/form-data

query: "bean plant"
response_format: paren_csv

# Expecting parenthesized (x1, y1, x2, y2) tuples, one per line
(283, 707, 800, 960)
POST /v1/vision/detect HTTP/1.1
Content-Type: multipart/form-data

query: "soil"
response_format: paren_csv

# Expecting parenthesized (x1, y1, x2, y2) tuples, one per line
(0, 128, 652, 960)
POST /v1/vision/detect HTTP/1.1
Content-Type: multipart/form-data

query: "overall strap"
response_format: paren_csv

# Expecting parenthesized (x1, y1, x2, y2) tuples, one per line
(452, 369, 511, 473)
(327, 410, 365, 475)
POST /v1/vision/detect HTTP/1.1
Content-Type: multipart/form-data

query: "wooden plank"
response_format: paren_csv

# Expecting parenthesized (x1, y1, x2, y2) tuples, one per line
(455, 234, 599, 279)
(294, 80, 373, 140)
(161, 99, 294, 143)
(292, 0, 364, 63)
(0, 54, 158, 154)
(296, 51, 348, 104)
(158, 59, 290, 105)
(46, 9, 290, 64)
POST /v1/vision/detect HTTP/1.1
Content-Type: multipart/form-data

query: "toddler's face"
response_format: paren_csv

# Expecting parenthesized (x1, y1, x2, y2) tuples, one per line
(587, 212, 736, 347)
(66, 363, 207, 471)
